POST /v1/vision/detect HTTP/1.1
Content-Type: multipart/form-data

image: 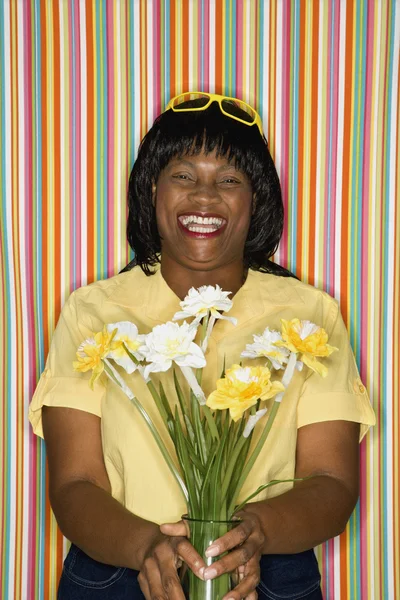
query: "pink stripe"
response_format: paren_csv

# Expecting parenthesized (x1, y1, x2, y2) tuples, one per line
(68, 4, 74, 291)
(24, 1, 37, 593)
(153, 0, 161, 118)
(198, 1, 202, 89)
(203, 0, 210, 91)
(279, 2, 291, 264)
(106, 2, 114, 275)
(236, 0, 243, 97)
(74, 3, 82, 289)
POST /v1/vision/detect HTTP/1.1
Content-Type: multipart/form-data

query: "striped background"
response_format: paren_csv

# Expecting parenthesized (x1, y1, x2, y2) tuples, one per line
(0, 1, 399, 598)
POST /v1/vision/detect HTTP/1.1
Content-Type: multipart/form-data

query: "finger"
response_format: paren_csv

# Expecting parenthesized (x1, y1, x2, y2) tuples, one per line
(203, 537, 260, 579)
(245, 592, 258, 600)
(137, 571, 151, 600)
(221, 568, 260, 600)
(205, 520, 254, 558)
(156, 555, 187, 600)
(175, 538, 206, 579)
(139, 558, 167, 600)
(160, 520, 189, 537)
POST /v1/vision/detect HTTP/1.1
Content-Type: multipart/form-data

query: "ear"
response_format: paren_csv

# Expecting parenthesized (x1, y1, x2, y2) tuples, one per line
(152, 182, 157, 206)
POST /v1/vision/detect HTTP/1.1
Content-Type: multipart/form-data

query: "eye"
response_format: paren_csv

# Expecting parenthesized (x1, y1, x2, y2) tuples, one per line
(220, 177, 240, 185)
(172, 173, 193, 181)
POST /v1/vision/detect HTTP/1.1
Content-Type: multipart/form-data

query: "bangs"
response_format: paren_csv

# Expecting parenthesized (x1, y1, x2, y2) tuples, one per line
(151, 102, 267, 183)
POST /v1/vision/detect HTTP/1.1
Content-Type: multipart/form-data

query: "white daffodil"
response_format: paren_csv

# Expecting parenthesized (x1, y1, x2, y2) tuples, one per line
(106, 321, 146, 374)
(243, 408, 268, 438)
(139, 321, 207, 403)
(173, 285, 237, 352)
(241, 327, 290, 370)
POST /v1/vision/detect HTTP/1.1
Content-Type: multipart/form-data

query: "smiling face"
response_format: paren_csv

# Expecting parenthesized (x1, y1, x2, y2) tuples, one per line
(154, 150, 253, 273)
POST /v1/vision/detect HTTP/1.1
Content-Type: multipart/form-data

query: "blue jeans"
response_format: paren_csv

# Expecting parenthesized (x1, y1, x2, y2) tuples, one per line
(58, 543, 322, 599)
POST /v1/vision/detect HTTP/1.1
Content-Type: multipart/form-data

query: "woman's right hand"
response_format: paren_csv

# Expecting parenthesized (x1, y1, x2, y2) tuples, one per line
(138, 530, 206, 599)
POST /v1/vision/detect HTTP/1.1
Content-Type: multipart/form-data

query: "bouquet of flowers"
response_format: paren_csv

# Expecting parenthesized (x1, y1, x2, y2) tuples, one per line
(73, 285, 337, 599)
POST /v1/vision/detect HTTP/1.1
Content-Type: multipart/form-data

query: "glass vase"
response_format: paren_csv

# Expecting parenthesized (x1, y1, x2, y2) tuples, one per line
(180, 515, 240, 600)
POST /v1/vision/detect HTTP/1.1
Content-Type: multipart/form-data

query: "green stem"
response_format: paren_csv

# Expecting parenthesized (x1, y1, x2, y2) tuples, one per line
(103, 361, 188, 503)
(227, 400, 280, 516)
(146, 380, 175, 441)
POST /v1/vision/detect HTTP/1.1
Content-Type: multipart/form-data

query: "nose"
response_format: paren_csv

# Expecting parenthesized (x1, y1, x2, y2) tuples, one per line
(188, 181, 221, 206)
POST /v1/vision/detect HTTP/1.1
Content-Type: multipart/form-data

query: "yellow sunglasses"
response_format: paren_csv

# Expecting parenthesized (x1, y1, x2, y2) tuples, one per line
(165, 92, 264, 136)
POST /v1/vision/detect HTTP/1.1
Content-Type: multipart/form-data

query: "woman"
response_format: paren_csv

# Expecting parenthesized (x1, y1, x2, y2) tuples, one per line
(29, 93, 375, 600)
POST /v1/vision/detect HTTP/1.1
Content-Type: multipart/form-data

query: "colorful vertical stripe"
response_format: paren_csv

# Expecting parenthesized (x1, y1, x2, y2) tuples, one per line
(1, 1, 399, 598)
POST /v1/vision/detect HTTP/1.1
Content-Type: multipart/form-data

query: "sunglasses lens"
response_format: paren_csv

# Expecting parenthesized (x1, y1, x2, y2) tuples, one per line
(221, 99, 256, 124)
(170, 92, 210, 110)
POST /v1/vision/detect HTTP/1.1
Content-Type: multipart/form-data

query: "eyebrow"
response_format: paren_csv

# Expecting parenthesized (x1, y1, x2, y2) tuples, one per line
(168, 159, 238, 172)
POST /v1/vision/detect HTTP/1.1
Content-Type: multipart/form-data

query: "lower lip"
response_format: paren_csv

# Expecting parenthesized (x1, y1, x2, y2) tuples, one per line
(178, 220, 227, 238)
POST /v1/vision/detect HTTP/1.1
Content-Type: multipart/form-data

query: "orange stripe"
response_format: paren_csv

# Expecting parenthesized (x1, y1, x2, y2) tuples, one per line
(308, 0, 319, 287)
(86, 2, 95, 284)
(182, 0, 189, 91)
(215, 0, 223, 93)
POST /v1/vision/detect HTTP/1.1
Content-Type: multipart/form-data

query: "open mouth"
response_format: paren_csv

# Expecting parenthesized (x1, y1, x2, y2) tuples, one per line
(178, 214, 227, 236)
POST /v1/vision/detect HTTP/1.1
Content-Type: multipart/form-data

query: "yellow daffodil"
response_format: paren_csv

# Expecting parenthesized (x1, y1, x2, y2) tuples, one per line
(276, 318, 338, 377)
(206, 364, 285, 421)
(73, 327, 116, 389)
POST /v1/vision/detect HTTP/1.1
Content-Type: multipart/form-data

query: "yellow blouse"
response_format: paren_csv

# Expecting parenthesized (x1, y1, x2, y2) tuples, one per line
(29, 265, 375, 525)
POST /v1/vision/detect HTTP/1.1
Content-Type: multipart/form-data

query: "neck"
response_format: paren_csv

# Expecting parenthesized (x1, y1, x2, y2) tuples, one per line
(160, 255, 246, 300)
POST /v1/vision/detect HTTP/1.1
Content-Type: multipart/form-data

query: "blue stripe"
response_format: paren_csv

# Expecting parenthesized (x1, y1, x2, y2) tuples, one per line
(0, 2, 12, 596)
(95, 8, 102, 276)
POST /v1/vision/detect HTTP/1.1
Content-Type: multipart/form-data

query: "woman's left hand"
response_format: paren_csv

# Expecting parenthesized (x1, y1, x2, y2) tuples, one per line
(160, 509, 265, 600)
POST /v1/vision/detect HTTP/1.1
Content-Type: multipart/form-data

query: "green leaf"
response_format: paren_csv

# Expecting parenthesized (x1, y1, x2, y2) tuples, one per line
(182, 436, 206, 475)
(230, 477, 312, 517)
(191, 392, 208, 465)
(209, 416, 230, 519)
(159, 380, 174, 421)
(174, 406, 199, 514)
(173, 370, 190, 420)
(147, 380, 173, 440)
(202, 405, 219, 441)
(227, 400, 281, 515)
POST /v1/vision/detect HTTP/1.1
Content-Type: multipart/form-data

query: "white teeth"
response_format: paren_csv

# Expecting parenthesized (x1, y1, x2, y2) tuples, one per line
(180, 215, 225, 227)
(187, 225, 218, 233)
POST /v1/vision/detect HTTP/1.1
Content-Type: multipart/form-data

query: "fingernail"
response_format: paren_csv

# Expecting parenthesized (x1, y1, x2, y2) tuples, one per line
(205, 545, 219, 557)
(198, 567, 205, 579)
(204, 567, 218, 580)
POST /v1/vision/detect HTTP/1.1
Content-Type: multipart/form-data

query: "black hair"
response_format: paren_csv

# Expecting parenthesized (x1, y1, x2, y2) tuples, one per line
(122, 100, 295, 278)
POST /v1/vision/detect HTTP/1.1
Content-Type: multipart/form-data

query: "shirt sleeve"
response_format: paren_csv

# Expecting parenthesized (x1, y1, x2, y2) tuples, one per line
(297, 297, 376, 442)
(28, 291, 105, 439)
